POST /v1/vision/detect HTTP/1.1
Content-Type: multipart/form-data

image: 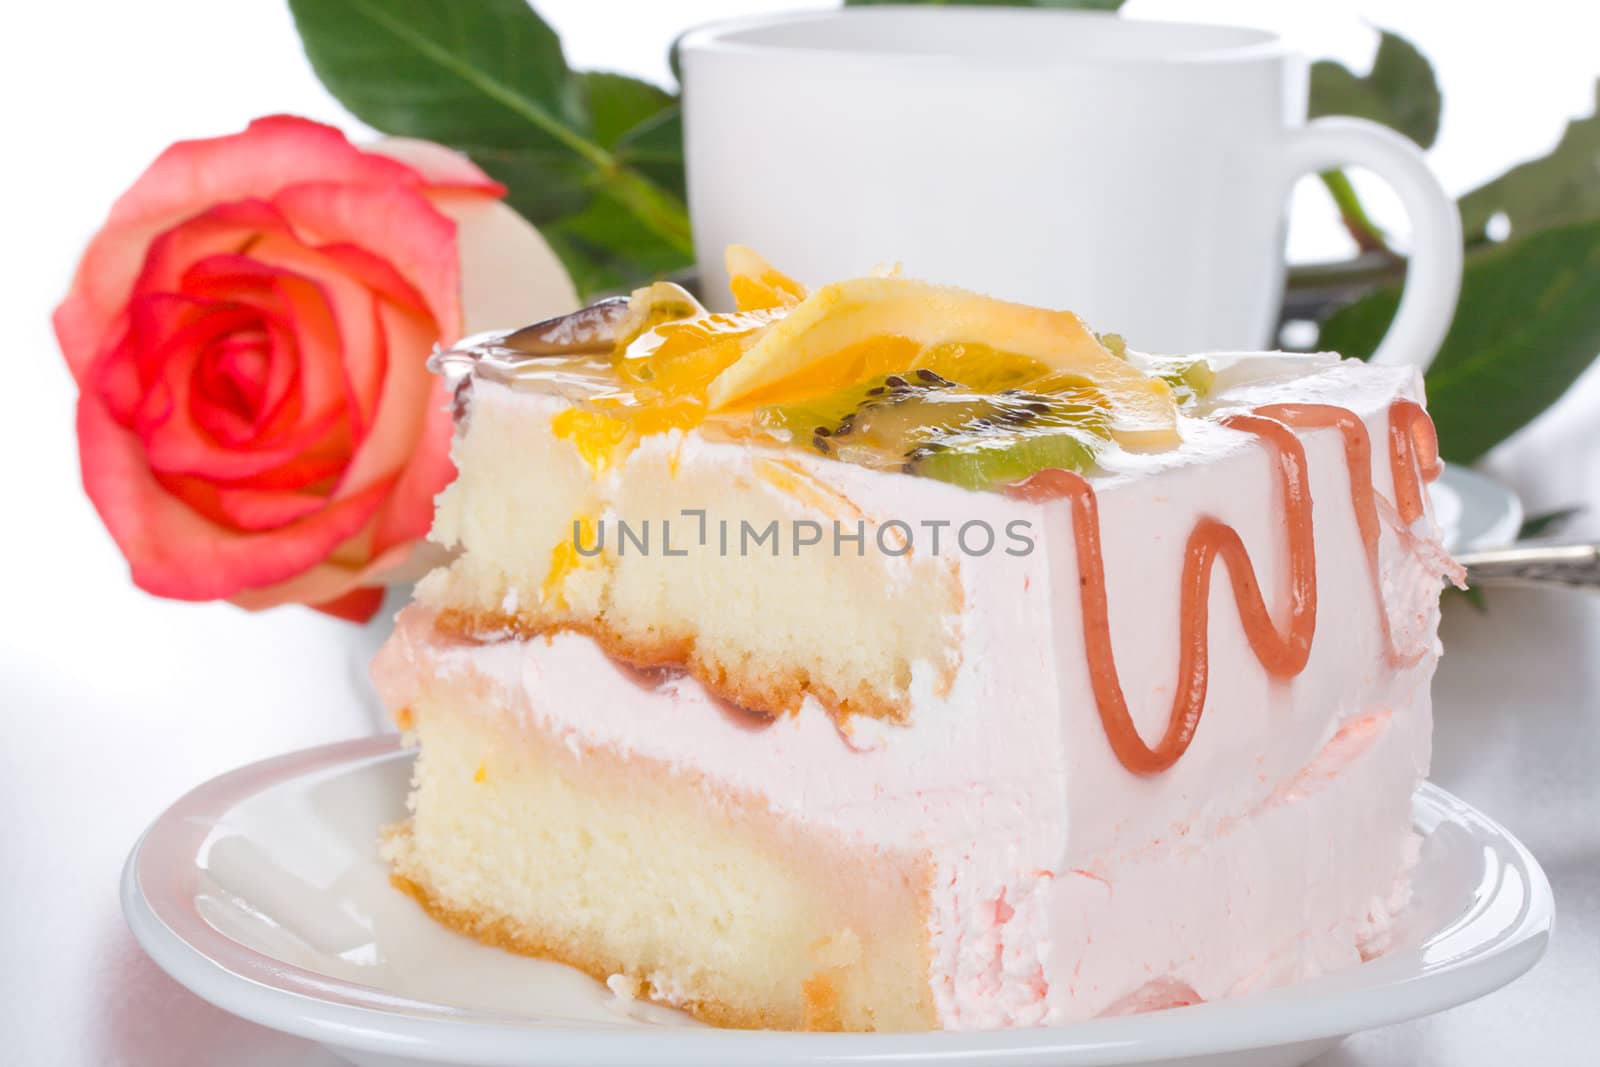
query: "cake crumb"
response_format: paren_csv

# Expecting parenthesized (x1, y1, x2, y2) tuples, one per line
(606, 973, 642, 1001)
(472, 761, 487, 784)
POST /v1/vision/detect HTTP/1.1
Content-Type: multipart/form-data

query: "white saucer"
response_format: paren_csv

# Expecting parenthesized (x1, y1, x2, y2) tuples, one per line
(1431, 466, 1522, 552)
(122, 737, 1551, 1067)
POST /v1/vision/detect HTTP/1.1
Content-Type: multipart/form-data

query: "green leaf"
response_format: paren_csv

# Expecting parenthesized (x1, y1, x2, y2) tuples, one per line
(1458, 81, 1600, 242)
(1519, 506, 1584, 540)
(1312, 285, 1399, 361)
(580, 71, 673, 148)
(1305, 30, 1440, 256)
(560, 72, 689, 261)
(616, 105, 687, 204)
(1319, 168, 1393, 252)
(1310, 30, 1441, 149)
(1444, 583, 1489, 613)
(1317, 220, 1600, 462)
(467, 75, 684, 230)
(846, 0, 1124, 8)
(288, 0, 582, 152)
(544, 189, 691, 297)
(287, 0, 692, 295)
(463, 145, 591, 225)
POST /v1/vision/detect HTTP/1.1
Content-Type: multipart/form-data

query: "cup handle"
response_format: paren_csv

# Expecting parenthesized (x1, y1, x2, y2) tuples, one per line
(1282, 117, 1462, 369)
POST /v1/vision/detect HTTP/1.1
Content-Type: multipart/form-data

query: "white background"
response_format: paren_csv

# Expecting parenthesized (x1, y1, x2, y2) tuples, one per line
(1, 2, 1597, 1065)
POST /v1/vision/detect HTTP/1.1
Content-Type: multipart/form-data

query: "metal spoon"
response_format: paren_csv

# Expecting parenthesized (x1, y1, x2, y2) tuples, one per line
(1456, 543, 1600, 591)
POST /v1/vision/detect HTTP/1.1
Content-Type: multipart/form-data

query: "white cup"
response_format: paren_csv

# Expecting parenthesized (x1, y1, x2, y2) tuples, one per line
(680, 8, 1461, 367)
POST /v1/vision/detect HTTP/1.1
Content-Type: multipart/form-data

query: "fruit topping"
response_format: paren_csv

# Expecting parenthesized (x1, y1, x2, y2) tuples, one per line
(705, 276, 1178, 450)
(442, 248, 1188, 488)
(755, 372, 1110, 491)
(726, 245, 808, 311)
(1137, 355, 1216, 407)
(613, 281, 706, 351)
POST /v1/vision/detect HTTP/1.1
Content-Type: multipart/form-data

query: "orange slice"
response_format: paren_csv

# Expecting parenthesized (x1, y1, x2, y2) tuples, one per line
(726, 245, 807, 311)
(704, 277, 1179, 450)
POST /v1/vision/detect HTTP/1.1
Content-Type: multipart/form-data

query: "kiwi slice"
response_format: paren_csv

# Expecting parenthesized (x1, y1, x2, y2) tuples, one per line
(1137, 355, 1215, 407)
(756, 370, 1110, 491)
(1093, 334, 1214, 408)
(907, 433, 1098, 491)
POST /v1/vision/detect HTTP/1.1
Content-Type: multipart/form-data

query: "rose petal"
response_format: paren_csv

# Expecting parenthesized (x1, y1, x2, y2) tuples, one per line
(444, 197, 579, 336)
(215, 238, 396, 437)
(197, 329, 271, 426)
(371, 375, 456, 556)
(226, 448, 349, 493)
(250, 315, 306, 440)
(331, 297, 438, 500)
(309, 585, 387, 623)
(116, 205, 351, 471)
(190, 339, 267, 445)
(79, 388, 397, 599)
(156, 471, 332, 532)
(223, 255, 348, 447)
(227, 538, 417, 613)
(136, 276, 353, 484)
(178, 255, 316, 443)
(54, 116, 435, 378)
(272, 181, 463, 343)
(114, 299, 309, 499)
(209, 484, 329, 530)
(123, 290, 256, 398)
(132, 199, 286, 307)
(108, 117, 422, 232)
(368, 137, 505, 196)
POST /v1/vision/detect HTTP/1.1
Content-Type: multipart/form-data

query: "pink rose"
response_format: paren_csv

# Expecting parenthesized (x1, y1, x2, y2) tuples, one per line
(54, 115, 564, 621)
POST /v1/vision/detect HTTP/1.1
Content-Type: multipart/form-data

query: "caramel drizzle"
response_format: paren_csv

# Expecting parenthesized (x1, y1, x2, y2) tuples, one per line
(1007, 400, 1442, 775)
(1256, 401, 1439, 669)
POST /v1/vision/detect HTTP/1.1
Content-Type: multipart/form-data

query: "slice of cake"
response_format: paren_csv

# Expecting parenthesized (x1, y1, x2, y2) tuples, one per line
(373, 250, 1461, 1031)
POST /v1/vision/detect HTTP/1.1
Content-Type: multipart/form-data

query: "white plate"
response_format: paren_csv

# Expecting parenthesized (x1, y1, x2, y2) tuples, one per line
(1431, 466, 1523, 552)
(122, 737, 1551, 1067)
